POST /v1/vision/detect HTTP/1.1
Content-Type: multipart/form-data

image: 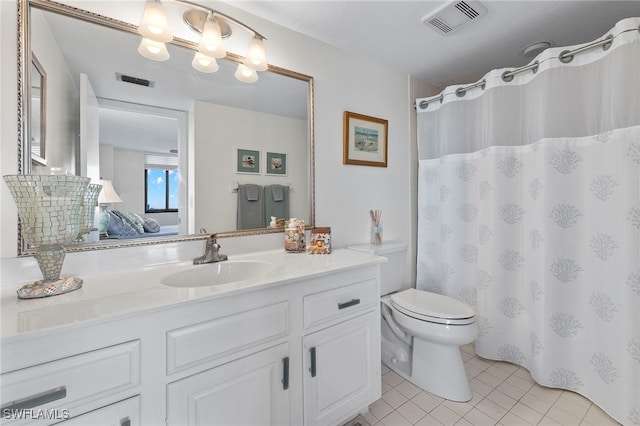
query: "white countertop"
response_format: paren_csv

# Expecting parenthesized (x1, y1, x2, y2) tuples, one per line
(1, 248, 384, 341)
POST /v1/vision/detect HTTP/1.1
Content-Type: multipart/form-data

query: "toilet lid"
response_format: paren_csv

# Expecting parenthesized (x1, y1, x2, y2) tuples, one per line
(390, 289, 475, 325)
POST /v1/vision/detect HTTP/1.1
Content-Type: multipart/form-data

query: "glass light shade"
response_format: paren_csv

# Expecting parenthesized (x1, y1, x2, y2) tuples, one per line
(235, 64, 258, 83)
(197, 19, 226, 59)
(192, 52, 219, 73)
(243, 37, 268, 71)
(138, 38, 170, 61)
(138, 0, 173, 43)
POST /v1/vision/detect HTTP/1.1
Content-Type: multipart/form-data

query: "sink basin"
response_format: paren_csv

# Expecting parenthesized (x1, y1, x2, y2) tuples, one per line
(161, 260, 275, 288)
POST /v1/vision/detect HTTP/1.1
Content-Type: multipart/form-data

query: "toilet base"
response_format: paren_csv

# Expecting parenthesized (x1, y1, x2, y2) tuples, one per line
(382, 335, 472, 402)
(410, 338, 472, 402)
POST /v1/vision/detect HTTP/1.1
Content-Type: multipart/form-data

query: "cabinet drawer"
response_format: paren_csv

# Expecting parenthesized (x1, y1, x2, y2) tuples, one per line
(304, 279, 377, 329)
(1, 341, 140, 422)
(62, 396, 140, 426)
(167, 301, 289, 374)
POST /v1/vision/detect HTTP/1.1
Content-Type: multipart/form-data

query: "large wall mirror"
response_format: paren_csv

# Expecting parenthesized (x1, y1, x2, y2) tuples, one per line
(17, 0, 315, 255)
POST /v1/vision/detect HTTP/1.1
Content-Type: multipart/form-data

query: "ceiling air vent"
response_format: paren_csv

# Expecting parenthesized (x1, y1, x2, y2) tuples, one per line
(422, 1, 488, 35)
(116, 73, 155, 88)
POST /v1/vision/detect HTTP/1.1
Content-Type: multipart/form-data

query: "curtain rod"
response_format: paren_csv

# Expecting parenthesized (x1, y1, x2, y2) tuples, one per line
(416, 26, 639, 110)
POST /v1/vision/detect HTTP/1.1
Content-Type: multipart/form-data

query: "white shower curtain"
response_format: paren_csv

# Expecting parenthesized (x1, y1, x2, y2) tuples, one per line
(416, 18, 640, 424)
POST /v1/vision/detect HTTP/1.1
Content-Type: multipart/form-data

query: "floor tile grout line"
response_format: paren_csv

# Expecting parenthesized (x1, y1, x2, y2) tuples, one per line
(365, 348, 619, 426)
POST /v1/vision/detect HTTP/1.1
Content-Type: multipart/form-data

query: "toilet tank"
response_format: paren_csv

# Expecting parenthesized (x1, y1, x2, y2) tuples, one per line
(347, 241, 408, 295)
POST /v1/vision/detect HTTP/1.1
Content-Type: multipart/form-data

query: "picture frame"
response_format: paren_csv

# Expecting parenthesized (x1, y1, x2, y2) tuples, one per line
(266, 152, 287, 176)
(236, 148, 260, 174)
(343, 111, 388, 167)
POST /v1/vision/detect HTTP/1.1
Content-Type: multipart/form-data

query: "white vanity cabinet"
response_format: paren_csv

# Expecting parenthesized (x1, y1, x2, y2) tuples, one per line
(166, 343, 290, 426)
(1, 249, 383, 426)
(301, 278, 381, 426)
(0, 334, 142, 425)
(164, 267, 381, 426)
(163, 291, 292, 426)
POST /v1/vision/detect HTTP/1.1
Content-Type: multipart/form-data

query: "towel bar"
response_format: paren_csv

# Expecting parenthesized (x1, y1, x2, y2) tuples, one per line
(231, 182, 293, 193)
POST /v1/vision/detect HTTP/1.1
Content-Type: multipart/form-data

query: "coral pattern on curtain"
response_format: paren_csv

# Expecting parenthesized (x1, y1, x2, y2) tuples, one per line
(416, 18, 639, 425)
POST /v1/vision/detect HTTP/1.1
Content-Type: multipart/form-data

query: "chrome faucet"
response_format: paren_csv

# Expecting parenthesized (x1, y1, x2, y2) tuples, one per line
(193, 234, 228, 264)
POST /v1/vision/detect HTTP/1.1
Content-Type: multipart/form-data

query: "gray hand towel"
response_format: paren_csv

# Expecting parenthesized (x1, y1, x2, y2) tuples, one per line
(271, 184, 284, 201)
(264, 185, 289, 225)
(245, 183, 260, 201)
(237, 184, 265, 229)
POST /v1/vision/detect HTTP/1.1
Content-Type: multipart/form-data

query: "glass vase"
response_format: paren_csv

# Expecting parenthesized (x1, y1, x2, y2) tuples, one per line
(371, 220, 383, 246)
(76, 183, 102, 242)
(4, 175, 90, 298)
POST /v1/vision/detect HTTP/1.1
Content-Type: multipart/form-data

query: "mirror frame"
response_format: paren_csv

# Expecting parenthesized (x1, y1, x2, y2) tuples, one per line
(16, 0, 315, 255)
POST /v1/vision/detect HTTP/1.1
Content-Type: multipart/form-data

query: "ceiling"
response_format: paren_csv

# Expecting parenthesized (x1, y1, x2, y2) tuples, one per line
(231, 0, 640, 89)
(40, 1, 639, 154)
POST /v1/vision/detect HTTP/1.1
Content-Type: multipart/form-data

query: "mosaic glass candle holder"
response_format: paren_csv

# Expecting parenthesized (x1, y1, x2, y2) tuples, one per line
(76, 183, 102, 242)
(4, 175, 90, 299)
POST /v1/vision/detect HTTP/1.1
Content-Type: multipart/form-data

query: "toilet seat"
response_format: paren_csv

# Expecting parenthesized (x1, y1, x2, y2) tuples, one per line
(390, 289, 476, 325)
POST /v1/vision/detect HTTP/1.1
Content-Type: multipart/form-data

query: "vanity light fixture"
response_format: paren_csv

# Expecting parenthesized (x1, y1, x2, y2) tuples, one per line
(136, 0, 268, 83)
(234, 63, 259, 83)
(192, 52, 219, 73)
(138, 37, 170, 61)
(138, 0, 173, 43)
(197, 13, 226, 59)
(243, 36, 268, 71)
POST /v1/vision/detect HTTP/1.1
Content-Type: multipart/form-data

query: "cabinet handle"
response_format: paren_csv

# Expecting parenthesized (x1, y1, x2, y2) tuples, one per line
(282, 357, 290, 390)
(0, 386, 67, 418)
(309, 347, 317, 377)
(338, 298, 361, 310)
(120, 417, 131, 426)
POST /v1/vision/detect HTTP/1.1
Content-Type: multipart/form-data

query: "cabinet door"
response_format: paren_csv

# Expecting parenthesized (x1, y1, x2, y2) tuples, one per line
(303, 311, 379, 426)
(166, 343, 290, 426)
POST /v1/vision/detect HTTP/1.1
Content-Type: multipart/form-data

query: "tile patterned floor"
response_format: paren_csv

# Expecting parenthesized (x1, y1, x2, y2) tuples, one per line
(346, 344, 620, 426)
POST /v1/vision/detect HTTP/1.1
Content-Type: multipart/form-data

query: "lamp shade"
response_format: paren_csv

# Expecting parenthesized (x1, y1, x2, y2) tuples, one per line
(138, 0, 173, 43)
(198, 18, 226, 59)
(235, 64, 258, 83)
(98, 180, 123, 204)
(243, 37, 267, 71)
(192, 52, 219, 73)
(138, 38, 170, 61)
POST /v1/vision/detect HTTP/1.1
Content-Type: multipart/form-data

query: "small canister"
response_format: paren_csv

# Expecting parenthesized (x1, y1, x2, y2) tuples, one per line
(285, 218, 306, 253)
(309, 227, 331, 254)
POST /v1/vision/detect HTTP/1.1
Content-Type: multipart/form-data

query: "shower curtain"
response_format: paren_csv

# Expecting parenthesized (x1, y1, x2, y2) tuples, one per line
(416, 18, 639, 424)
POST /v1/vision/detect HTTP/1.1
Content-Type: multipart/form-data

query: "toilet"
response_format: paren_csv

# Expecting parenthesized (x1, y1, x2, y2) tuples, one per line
(348, 241, 478, 402)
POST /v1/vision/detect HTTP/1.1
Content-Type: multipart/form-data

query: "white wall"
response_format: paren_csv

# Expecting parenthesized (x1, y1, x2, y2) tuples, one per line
(0, 1, 441, 287)
(193, 101, 308, 232)
(0, 1, 18, 258)
(220, 2, 438, 286)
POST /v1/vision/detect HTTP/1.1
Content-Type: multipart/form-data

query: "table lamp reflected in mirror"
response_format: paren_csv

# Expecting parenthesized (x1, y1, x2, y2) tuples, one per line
(98, 179, 123, 239)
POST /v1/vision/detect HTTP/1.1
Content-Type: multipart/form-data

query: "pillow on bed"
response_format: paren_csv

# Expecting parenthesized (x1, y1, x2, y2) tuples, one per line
(112, 210, 145, 234)
(107, 211, 140, 238)
(142, 217, 161, 233)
